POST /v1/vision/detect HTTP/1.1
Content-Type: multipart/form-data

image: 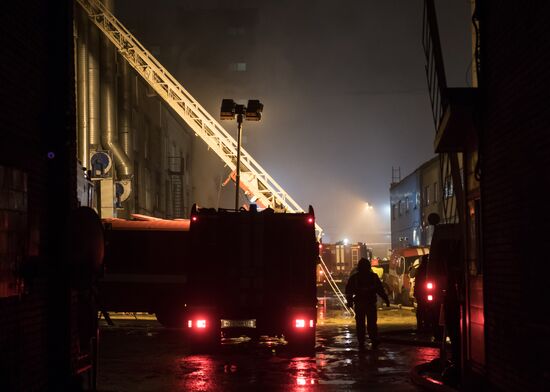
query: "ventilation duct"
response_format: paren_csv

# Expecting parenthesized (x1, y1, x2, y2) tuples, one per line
(76, 7, 89, 169)
(100, 0, 133, 179)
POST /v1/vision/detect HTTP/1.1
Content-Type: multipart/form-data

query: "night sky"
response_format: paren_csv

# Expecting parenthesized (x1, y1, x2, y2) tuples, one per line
(118, 0, 472, 245)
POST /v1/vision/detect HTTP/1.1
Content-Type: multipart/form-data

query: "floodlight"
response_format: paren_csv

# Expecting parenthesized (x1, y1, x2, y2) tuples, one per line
(220, 99, 236, 120)
(245, 99, 263, 121)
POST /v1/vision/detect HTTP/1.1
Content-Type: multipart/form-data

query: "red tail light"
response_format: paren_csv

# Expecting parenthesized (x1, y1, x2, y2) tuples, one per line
(191, 216, 198, 222)
(188, 319, 207, 328)
(427, 294, 434, 302)
(307, 216, 314, 224)
(294, 319, 315, 328)
(426, 282, 434, 290)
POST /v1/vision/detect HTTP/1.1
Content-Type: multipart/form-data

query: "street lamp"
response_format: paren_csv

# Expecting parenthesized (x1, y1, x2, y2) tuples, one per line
(220, 99, 264, 210)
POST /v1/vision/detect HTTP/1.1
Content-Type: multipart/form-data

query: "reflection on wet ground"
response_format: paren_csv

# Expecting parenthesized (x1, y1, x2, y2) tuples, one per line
(98, 316, 437, 391)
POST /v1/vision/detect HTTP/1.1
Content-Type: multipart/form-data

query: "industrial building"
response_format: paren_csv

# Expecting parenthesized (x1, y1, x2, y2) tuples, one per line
(73, 0, 266, 219)
(390, 155, 459, 250)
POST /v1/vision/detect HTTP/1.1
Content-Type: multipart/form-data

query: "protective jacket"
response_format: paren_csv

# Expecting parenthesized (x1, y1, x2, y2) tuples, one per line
(345, 269, 389, 305)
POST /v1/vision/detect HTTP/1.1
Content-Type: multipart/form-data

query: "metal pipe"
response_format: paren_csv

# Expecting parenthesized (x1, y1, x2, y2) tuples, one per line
(100, 0, 133, 178)
(76, 7, 89, 168)
(118, 57, 132, 161)
(88, 20, 101, 149)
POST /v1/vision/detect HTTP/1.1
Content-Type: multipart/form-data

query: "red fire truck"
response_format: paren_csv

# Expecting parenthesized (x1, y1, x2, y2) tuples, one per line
(99, 205, 318, 349)
(184, 204, 318, 349)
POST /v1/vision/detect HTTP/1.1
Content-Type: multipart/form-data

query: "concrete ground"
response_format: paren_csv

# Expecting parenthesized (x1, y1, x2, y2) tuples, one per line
(96, 307, 438, 391)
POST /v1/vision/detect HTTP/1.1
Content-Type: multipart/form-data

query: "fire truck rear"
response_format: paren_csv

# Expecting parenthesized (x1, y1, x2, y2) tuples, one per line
(184, 204, 318, 350)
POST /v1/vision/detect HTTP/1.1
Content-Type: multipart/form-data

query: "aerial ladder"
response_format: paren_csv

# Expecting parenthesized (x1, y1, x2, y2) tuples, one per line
(75, 0, 353, 316)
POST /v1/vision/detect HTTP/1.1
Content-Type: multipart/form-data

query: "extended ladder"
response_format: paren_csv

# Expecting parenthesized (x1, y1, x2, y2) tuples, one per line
(319, 256, 355, 317)
(76, 0, 323, 236)
(76, 0, 356, 314)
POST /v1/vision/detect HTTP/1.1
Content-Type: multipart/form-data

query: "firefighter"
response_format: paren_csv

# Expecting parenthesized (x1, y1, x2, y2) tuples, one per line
(345, 257, 390, 349)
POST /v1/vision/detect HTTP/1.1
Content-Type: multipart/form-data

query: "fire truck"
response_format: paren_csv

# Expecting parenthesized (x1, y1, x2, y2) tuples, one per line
(99, 215, 191, 327)
(99, 204, 319, 349)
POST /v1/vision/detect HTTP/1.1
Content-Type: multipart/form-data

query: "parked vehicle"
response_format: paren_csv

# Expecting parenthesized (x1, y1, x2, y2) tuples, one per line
(185, 204, 318, 350)
(384, 246, 430, 305)
(99, 204, 318, 350)
(99, 216, 190, 327)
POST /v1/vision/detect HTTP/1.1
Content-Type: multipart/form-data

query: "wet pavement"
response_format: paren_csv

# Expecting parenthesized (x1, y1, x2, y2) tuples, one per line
(97, 310, 438, 391)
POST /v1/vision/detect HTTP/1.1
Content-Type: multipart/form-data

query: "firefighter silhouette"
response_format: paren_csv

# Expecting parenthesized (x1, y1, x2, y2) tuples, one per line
(345, 257, 390, 349)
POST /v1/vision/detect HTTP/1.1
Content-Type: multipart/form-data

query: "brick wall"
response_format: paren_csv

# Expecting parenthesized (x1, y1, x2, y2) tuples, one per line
(480, 2, 550, 390)
(0, 1, 77, 390)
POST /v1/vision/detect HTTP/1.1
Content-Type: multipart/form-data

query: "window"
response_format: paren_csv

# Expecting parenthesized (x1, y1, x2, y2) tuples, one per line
(405, 196, 410, 213)
(444, 176, 454, 198)
(0, 166, 27, 298)
(398, 200, 403, 216)
(230, 62, 247, 72)
(351, 248, 359, 264)
(391, 204, 396, 220)
(415, 192, 420, 209)
(424, 185, 430, 206)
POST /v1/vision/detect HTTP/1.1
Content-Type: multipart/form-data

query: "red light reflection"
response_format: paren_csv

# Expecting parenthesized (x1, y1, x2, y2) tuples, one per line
(177, 355, 215, 391)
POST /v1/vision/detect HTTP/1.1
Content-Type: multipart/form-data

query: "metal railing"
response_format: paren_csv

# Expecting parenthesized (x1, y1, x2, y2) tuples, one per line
(422, 0, 448, 132)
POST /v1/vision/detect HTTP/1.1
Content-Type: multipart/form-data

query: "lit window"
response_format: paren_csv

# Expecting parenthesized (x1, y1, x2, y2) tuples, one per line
(424, 185, 430, 206)
(230, 62, 247, 72)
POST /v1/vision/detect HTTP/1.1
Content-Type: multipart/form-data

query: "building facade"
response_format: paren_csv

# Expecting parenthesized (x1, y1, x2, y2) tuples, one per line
(390, 154, 459, 251)
(390, 169, 422, 249)
(1, 1, 82, 389)
(423, 0, 550, 389)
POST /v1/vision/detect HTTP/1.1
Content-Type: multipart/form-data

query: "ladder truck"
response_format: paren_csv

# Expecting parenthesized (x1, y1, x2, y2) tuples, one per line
(76, 0, 353, 327)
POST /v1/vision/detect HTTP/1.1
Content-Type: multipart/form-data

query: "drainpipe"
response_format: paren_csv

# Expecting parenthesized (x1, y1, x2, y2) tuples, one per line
(76, 7, 89, 169)
(100, 0, 133, 179)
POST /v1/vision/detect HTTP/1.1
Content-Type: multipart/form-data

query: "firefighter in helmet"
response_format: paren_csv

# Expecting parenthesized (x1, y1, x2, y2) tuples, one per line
(345, 257, 390, 349)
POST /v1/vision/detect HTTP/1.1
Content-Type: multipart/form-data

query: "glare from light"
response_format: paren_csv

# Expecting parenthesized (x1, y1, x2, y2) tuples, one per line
(365, 202, 374, 211)
(197, 320, 206, 328)
(427, 282, 433, 289)
(295, 319, 305, 328)
(343, 238, 349, 245)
